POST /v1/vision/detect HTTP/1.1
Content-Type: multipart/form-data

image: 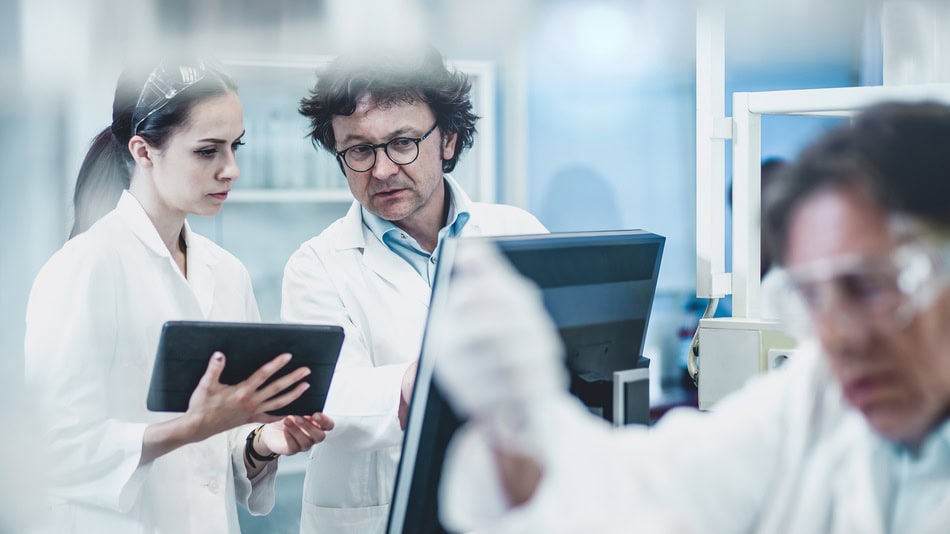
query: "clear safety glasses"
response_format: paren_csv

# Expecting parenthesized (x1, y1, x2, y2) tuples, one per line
(131, 60, 211, 135)
(776, 242, 950, 336)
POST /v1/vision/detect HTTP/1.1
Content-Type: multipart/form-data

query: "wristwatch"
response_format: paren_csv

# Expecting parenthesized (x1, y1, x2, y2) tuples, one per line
(244, 424, 279, 468)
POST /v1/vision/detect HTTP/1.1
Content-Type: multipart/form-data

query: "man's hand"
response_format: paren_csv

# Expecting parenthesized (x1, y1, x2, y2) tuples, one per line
(398, 360, 419, 430)
(494, 446, 543, 507)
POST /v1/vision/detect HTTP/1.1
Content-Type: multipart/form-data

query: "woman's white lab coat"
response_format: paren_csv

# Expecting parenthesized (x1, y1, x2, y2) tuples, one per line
(24, 192, 278, 533)
(281, 176, 547, 533)
(440, 342, 950, 533)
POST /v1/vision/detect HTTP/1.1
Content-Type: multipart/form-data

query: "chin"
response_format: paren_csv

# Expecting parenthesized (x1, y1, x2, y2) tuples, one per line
(191, 205, 224, 217)
(373, 206, 410, 222)
(865, 409, 928, 446)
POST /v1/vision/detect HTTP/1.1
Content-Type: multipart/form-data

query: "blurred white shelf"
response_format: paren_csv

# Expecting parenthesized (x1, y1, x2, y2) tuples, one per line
(229, 189, 353, 203)
(743, 82, 950, 117)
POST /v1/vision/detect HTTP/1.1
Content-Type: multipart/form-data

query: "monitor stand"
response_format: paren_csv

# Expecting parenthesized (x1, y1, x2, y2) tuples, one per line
(569, 356, 650, 426)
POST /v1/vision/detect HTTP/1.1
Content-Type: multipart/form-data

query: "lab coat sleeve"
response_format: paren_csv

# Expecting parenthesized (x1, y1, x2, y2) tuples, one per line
(24, 246, 151, 512)
(441, 350, 820, 533)
(228, 425, 278, 515)
(282, 245, 409, 450)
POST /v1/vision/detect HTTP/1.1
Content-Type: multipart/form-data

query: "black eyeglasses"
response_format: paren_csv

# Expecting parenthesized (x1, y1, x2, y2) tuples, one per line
(335, 123, 439, 173)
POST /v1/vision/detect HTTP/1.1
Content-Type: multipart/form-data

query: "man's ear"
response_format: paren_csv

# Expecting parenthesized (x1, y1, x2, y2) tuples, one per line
(441, 131, 458, 161)
(128, 135, 154, 168)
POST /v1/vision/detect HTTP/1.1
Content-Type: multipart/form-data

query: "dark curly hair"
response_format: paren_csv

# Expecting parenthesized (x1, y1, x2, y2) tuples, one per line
(763, 101, 950, 265)
(299, 44, 478, 174)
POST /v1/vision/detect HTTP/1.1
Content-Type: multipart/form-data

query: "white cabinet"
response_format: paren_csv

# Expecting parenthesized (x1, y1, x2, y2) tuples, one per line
(189, 55, 498, 321)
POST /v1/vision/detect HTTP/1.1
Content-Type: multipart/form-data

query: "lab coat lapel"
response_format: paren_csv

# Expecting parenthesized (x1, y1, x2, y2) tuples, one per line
(459, 221, 484, 237)
(182, 222, 218, 318)
(334, 201, 431, 308)
(362, 230, 431, 308)
(116, 192, 215, 318)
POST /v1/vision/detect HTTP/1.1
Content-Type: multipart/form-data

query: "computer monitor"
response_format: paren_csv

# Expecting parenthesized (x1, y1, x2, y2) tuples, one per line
(387, 230, 665, 534)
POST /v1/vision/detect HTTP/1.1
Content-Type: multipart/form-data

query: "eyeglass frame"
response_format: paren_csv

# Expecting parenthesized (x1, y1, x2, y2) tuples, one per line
(335, 123, 439, 173)
(778, 242, 949, 334)
(131, 60, 213, 136)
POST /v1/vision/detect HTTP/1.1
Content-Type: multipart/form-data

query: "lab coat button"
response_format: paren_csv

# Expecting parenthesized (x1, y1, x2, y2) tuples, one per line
(208, 480, 219, 494)
(430, 256, 436, 264)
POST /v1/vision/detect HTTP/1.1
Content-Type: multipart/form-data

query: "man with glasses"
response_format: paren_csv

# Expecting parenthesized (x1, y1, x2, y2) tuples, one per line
(431, 102, 950, 532)
(282, 44, 546, 533)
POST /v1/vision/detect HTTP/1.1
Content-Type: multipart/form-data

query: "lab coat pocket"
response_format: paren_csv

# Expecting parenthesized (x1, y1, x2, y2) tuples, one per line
(300, 502, 389, 534)
(303, 447, 392, 504)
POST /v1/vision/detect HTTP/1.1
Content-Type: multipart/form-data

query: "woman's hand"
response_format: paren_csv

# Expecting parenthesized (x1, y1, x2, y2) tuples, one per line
(141, 351, 312, 465)
(257, 413, 335, 456)
(185, 351, 312, 442)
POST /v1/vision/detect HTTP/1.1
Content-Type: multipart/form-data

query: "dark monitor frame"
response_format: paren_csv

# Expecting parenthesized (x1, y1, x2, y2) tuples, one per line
(387, 230, 665, 533)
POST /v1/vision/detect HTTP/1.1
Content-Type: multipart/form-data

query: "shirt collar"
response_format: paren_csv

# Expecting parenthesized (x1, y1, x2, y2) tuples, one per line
(938, 417, 950, 448)
(444, 175, 471, 237)
(361, 205, 401, 244)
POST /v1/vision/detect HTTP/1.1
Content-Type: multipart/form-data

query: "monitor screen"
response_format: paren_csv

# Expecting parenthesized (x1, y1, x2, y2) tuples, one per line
(387, 230, 665, 534)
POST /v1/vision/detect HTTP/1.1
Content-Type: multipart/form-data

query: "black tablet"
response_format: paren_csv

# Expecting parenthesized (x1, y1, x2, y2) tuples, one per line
(147, 321, 344, 416)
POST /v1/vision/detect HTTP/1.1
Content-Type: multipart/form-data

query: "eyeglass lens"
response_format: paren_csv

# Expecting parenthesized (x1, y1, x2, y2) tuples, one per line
(343, 138, 421, 172)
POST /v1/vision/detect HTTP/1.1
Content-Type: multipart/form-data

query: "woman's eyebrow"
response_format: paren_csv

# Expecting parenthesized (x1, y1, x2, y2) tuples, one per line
(197, 130, 246, 143)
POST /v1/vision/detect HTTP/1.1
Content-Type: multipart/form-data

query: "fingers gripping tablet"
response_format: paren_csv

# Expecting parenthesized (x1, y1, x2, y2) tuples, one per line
(146, 321, 344, 416)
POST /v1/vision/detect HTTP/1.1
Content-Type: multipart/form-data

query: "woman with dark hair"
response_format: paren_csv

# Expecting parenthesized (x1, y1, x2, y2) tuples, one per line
(430, 101, 950, 532)
(25, 59, 333, 533)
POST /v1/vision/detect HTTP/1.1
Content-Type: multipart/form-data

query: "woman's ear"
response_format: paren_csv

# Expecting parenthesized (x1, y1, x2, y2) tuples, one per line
(128, 135, 154, 169)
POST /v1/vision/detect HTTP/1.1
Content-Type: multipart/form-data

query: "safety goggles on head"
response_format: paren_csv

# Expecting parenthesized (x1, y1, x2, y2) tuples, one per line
(777, 241, 950, 336)
(131, 60, 211, 135)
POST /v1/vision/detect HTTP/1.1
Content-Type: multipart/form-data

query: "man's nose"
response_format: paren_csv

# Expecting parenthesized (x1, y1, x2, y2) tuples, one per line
(370, 147, 400, 180)
(814, 292, 873, 356)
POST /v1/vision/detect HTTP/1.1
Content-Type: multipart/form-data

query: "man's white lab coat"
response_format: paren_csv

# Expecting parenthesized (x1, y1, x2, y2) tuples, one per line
(281, 176, 547, 533)
(24, 192, 278, 533)
(440, 342, 950, 533)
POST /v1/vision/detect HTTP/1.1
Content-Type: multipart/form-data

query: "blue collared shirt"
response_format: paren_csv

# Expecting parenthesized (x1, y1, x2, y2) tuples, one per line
(885, 418, 950, 532)
(362, 178, 471, 286)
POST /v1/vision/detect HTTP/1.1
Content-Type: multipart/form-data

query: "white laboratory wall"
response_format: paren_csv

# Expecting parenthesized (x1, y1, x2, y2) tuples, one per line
(525, 1, 697, 294)
(881, 0, 950, 85)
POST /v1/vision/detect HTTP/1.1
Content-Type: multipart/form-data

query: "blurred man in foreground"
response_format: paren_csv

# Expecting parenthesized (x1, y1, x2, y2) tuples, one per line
(432, 102, 950, 533)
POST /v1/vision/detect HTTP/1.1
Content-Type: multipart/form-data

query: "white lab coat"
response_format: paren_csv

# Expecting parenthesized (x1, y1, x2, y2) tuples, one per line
(24, 192, 278, 534)
(281, 175, 547, 533)
(440, 342, 950, 533)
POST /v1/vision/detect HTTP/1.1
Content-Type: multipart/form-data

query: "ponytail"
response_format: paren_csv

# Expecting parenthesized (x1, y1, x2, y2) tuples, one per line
(69, 127, 133, 238)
